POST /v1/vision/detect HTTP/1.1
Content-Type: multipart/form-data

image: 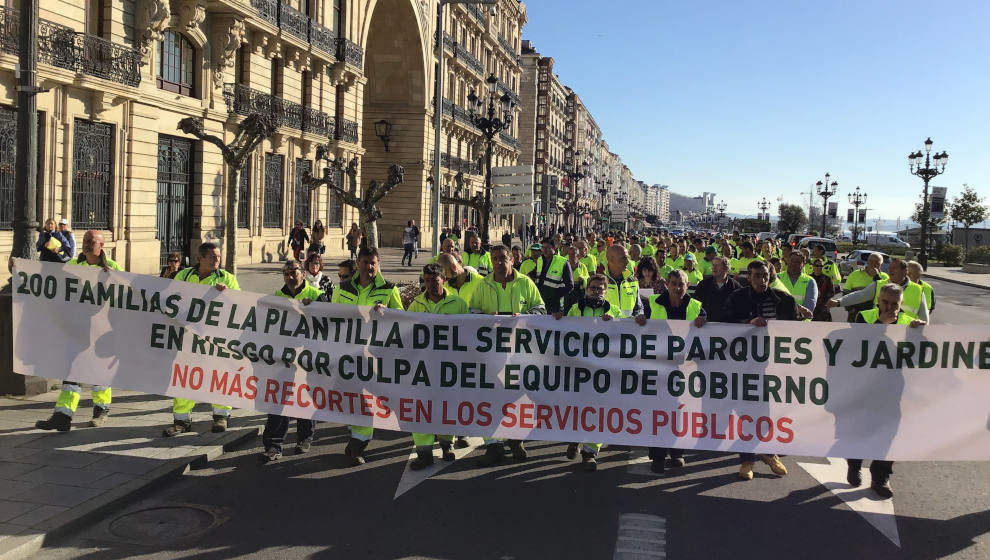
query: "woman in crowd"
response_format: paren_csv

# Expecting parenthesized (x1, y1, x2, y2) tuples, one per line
(304, 253, 334, 300)
(810, 258, 836, 321)
(309, 219, 326, 255)
(160, 252, 182, 279)
(288, 220, 310, 260)
(36, 218, 70, 262)
(346, 223, 362, 259)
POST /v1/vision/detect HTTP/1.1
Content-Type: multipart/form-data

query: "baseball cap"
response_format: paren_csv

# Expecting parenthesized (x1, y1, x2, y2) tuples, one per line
(58, 219, 68, 225)
(529, 243, 542, 251)
(684, 253, 696, 261)
(705, 246, 717, 254)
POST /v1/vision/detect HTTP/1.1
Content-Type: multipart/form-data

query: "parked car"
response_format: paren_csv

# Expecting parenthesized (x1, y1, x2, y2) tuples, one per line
(787, 233, 813, 247)
(757, 232, 775, 241)
(798, 237, 839, 262)
(838, 249, 891, 278)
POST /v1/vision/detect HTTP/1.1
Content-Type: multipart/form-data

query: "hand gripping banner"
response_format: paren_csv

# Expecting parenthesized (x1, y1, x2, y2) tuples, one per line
(11, 259, 990, 461)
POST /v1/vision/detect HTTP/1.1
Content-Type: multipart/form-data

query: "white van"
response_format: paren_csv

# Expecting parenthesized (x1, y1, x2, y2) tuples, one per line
(865, 232, 910, 248)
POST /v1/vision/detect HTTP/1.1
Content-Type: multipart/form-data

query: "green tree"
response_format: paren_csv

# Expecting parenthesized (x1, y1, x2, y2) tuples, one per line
(778, 203, 806, 234)
(949, 184, 989, 255)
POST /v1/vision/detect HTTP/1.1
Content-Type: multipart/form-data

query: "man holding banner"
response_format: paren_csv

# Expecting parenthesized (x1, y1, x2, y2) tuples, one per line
(847, 282, 925, 497)
(470, 244, 545, 466)
(645, 269, 708, 473)
(332, 246, 404, 466)
(259, 260, 325, 462)
(829, 258, 928, 323)
(726, 260, 796, 480)
(164, 242, 240, 437)
(35, 231, 120, 432)
(406, 263, 469, 470)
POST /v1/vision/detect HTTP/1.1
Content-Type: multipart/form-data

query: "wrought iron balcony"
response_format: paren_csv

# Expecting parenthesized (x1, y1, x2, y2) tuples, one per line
(442, 32, 484, 76)
(334, 117, 358, 143)
(251, 0, 278, 26)
(499, 131, 521, 150)
(223, 84, 335, 136)
(250, 0, 336, 58)
(439, 97, 475, 128)
(464, 4, 487, 26)
(497, 35, 516, 58)
(278, 2, 308, 42)
(494, 77, 520, 106)
(0, 7, 141, 87)
(309, 20, 335, 55)
(302, 106, 335, 137)
(335, 38, 363, 69)
(438, 152, 481, 176)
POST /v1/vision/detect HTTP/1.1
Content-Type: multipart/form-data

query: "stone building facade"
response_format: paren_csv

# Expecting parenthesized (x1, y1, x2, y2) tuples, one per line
(0, 0, 526, 284)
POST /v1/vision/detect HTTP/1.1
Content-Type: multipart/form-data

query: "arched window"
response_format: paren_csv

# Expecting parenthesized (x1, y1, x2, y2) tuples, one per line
(157, 30, 195, 96)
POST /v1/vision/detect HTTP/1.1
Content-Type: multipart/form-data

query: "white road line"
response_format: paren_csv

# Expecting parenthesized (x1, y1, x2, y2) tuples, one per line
(797, 457, 900, 547)
(613, 513, 667, 560)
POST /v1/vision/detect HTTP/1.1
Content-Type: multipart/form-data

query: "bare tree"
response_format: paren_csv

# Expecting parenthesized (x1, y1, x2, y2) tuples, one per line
(177, 115, 274, 274)
(306, 148, 404, 249)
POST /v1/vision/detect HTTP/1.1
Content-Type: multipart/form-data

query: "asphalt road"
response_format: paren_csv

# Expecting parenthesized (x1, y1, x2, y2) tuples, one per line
(32, 280, 990, 560)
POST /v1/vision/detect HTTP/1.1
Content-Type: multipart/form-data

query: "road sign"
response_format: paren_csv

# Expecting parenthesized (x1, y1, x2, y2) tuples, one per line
(493, 183, 534, 196)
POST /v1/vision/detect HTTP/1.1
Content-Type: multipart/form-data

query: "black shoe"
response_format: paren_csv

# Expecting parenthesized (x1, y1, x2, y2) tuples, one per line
(581, 451, 598, 472)
(260, 448, 282, 463)
(439, 442, 455, 462)
(476, 444, 505, 467)
(847, 465, 863, 487)
(650, 458, 665, 474)
(669, 456, 686, 468)
(454, 436, 470, 449)
(508, 440, 528, 461)
(871, 478, 893, 498)
(211, 415, 228, 433)
(565, 443, 579, 460)
(409, 447, 435, 471)
(162, 419, 192, 437)
(344, 437, 369, 466)
(36, 412, 72, 432)
(88, 406, 109, 427)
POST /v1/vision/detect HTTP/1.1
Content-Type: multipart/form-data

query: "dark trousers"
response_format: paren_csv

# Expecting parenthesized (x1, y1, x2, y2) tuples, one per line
(262, 414, 316, 452)
(847, 458, 894, 481)
(648, 447, 684, 461)
(739, 452, 763, 464)
(402, 243, 415, 265)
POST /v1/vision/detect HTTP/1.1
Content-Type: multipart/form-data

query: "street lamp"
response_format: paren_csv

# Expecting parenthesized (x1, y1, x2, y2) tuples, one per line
(848, 186, 867, 245)
(757, 197, 770, 222)
(815, 172, 838, 237)
(908, 137, 948, 269)
(374, 119, 392, 152)
(431, 0, 498, 255)
(466, 73, 514, 244)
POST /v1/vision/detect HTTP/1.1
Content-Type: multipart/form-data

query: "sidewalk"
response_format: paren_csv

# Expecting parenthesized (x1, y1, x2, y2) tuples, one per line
(923, 266, 990, 290)
(0, 390, 267, 560)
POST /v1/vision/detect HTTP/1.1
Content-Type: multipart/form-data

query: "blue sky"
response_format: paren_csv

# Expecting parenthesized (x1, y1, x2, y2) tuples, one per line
(521, 0, 989, 224)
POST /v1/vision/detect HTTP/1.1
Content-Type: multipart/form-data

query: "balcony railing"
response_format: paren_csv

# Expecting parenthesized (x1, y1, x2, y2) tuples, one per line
(334, 118, 358, 143)
(497, 35, 516, 58)
(0, 7, 141, 87)
(335, 38, 363, 69)
(464, 4, 487, 26)
(440, 97, 475, 128)
(250, 0, 336, 58)
(223, 84, 335, 136)
(440, 152, 481, 176)
(442, 32, 484, 76)
(494, 77, 520, 106)
(499, 131, 521, 150)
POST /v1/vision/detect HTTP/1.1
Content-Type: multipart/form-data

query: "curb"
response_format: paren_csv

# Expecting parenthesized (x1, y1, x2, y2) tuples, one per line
(0, 426, 261, 560)
(924, 274, 990, 291)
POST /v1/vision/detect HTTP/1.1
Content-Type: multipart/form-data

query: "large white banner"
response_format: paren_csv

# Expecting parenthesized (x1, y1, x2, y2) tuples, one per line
(11, 259, 990, 461)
